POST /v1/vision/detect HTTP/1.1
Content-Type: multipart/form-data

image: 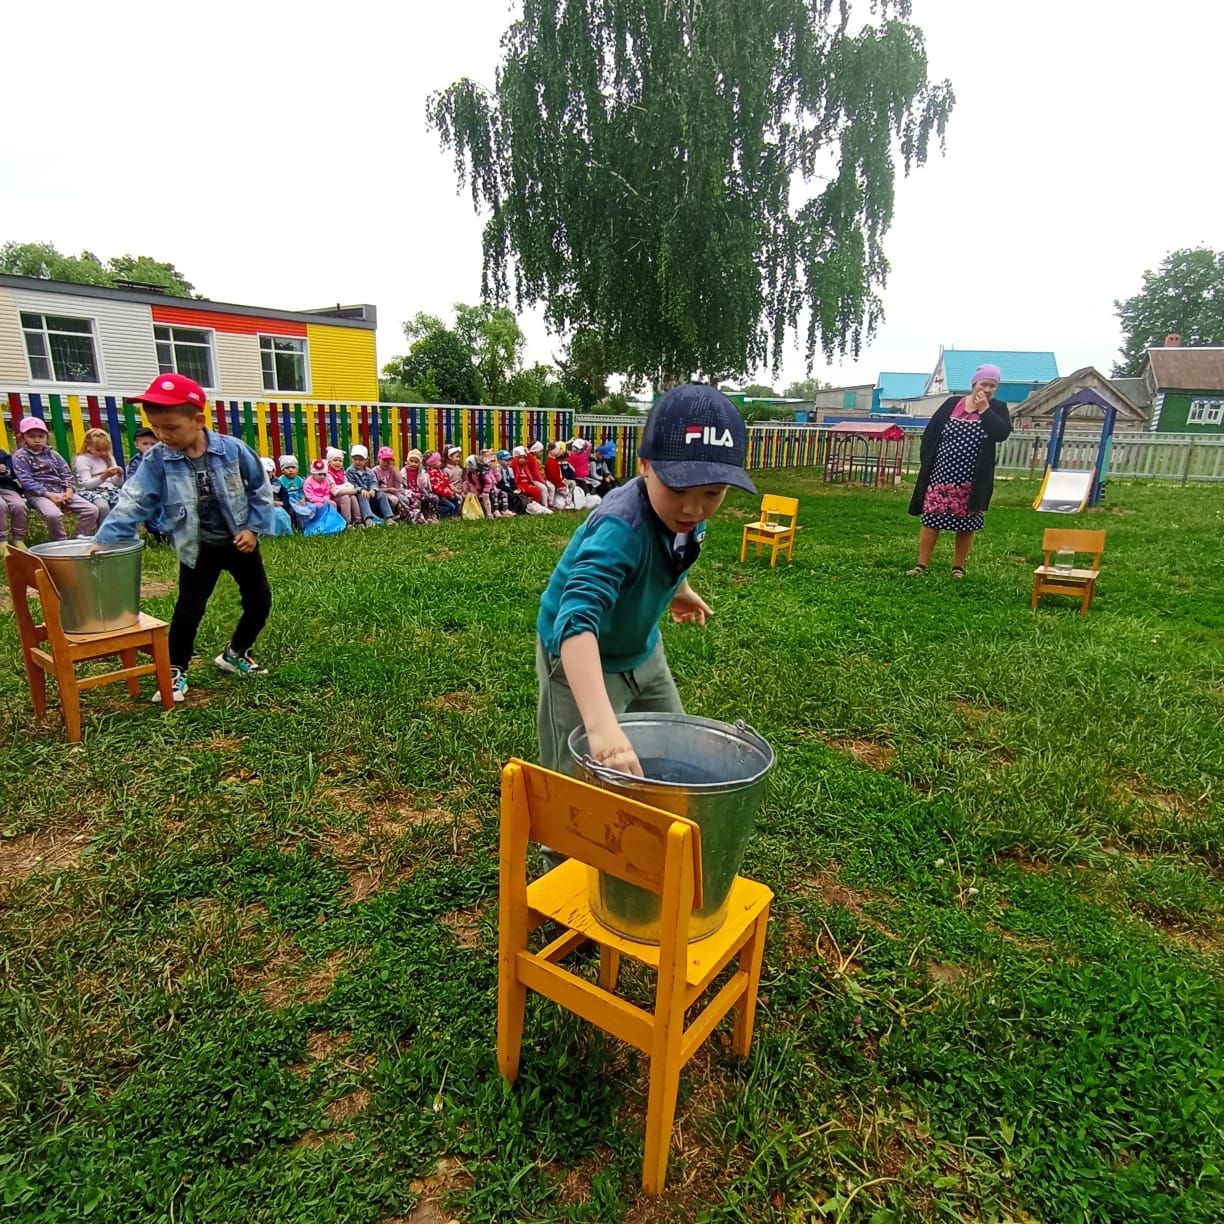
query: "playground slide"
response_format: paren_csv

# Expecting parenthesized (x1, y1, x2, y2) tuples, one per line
(1032, 468, 1094, 514)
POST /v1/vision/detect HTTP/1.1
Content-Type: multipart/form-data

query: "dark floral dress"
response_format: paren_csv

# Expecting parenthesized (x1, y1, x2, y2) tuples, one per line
(920, 412, 986, 532)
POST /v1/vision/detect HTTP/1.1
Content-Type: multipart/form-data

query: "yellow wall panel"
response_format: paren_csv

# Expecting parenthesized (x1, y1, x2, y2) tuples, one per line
(306, 324, 378, 401)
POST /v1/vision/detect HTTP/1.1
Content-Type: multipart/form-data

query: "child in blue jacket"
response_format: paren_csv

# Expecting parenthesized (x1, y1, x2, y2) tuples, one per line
(94, 373, 276, 704)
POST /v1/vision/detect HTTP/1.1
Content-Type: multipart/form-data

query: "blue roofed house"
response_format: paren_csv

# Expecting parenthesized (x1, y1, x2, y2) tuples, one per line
(925, 347, 1059, 403)
(873, 372, 929, 412)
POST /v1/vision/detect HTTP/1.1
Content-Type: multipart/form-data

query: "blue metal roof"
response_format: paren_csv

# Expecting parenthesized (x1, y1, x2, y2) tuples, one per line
(941, 350, 1058, 392)
(876, 372, 929, 400)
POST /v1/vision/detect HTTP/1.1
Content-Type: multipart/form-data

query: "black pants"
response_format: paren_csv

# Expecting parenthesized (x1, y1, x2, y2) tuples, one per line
(169, 542, 272, 669)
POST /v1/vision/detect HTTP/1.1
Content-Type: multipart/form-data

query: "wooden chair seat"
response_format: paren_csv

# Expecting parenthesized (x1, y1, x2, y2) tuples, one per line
(5, 549, 174, 741)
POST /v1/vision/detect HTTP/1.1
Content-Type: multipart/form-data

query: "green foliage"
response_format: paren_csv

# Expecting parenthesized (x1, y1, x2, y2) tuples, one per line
(555, 328, 610, 409)
(428, 1, 953, 383)
(1, 480, 1222, 1221)
(0, 240, 195, 296)
(782, 377, 828, 400)
(383, 326, 479, 405)
(738, 383, 779, 398)
(453, 302, 526, 404)
(1114, 247, 1224, 376)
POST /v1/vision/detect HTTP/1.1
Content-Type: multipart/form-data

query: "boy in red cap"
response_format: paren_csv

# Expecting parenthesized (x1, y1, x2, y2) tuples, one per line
(94, 373, 276, 703)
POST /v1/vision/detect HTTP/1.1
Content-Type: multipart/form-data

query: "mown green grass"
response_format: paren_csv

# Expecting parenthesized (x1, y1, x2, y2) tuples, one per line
(1, 474, 1221, 1223)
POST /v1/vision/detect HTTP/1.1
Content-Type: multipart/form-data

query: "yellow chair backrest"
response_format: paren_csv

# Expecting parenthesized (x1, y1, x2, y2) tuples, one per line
(503, 761, 704, 908)
(760, 494, 798, 525)
(1042, 528, 1105, 565)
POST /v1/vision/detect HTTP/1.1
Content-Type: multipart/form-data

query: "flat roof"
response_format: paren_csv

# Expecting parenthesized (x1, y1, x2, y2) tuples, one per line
(0, 274, 377, 330)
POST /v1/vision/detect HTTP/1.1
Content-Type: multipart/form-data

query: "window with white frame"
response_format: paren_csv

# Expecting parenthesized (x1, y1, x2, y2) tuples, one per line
(154, 324, 216, 387)
(1187, 398, 1224, 426)
(21, 312, 101, 383)
(259, 335, 308, 393)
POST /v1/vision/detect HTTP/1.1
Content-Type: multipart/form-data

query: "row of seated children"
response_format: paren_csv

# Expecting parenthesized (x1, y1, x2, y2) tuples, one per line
(266, 438, 621, 533)
(0, 417, 164, 553)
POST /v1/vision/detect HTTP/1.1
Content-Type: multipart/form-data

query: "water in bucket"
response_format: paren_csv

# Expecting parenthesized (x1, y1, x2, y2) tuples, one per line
(569, 714, 774, 942)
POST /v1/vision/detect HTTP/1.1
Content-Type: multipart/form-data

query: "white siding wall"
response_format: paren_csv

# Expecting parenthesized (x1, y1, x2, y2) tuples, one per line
(215, 332, 266, 399)
(0, 287, 27, 382)
(11, 287, 159, 395)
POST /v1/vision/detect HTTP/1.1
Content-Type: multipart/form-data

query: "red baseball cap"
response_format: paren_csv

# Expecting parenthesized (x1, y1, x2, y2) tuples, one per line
(129, 373, 208, 409)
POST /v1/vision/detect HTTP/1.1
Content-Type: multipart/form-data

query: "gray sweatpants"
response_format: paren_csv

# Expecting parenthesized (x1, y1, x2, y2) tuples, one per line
(535, 636, 684, 775)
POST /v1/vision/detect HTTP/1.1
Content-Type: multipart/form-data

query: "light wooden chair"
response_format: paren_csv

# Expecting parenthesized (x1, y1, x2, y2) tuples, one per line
(740, 494, 798, 567)
(498, 760, 773, 1195)
(1031, 528, 1106, 615)
(5, 547, 174, 742)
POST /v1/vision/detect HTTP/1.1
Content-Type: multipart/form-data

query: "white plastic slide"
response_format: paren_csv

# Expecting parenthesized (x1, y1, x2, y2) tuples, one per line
(1032, 468, 1094, 514)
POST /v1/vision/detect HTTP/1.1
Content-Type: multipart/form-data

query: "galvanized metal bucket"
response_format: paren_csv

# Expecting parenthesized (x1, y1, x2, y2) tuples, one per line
(569, 713, 774, 943)
(28, 539, 143, 634)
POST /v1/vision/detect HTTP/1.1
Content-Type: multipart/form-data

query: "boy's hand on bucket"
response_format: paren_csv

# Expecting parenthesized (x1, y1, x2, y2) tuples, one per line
(589, 724, 644, 777)
(670, 584, 713, 626)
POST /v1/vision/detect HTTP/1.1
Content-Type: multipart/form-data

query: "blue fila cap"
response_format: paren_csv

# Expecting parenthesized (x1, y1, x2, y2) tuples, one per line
(638, 382, 756, 493)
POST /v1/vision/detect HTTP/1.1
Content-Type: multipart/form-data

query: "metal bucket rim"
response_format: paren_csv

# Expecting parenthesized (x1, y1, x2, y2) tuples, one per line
(568, 711, 775, 791)
(29, 539, 144, 558)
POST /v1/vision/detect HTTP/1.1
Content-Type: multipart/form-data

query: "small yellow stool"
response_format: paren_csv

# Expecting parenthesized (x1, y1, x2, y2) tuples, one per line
(497, 760, 773, 1195)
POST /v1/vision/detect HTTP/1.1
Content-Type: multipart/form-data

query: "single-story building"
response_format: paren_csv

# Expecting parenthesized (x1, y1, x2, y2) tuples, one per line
(0, 273, 379, 403)
(872, 371, 928, 412)
(1010, 367, 1150, 431)
(925, 347, 1058, 403)
(1140, 337, 1224, 433)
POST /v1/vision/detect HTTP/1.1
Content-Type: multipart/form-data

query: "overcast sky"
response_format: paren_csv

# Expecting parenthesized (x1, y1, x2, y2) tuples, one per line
(2, 0, 1219, 392)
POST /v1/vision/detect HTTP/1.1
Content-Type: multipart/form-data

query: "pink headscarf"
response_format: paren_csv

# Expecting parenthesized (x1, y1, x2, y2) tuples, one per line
(972, 363, 1001, 387)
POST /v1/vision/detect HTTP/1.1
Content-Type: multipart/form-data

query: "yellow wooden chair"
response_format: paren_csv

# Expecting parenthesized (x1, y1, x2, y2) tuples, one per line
(740, 494, 798, 567)
(6, 546, 174, 742)
(497, 760, 773, 1195)
(1031, 528, 1106, 615)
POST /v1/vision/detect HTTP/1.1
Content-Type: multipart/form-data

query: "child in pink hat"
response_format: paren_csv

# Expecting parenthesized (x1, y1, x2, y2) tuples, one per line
(11, 416, 101, 540)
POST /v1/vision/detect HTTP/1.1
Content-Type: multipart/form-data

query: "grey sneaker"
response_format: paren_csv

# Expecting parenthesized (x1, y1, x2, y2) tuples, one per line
(151, 666, 188, 704)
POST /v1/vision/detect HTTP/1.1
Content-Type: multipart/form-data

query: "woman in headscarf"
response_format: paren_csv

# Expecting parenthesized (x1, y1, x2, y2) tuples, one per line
(908, 363, 1013, 579)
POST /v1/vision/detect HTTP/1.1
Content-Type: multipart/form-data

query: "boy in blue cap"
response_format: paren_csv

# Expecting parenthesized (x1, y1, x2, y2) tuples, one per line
(536, 383, 755, 777)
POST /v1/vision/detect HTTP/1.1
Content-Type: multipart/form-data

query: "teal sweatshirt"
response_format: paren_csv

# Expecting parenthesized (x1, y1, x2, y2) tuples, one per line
(537, 478, 705, 672)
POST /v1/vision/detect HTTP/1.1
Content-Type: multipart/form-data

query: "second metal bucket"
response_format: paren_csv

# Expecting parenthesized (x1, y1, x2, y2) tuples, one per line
(569, 713, 774, 943)
(27, 539, 144, 634)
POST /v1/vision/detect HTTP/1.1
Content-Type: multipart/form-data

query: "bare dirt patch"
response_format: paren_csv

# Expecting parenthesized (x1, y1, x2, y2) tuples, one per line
(431, 691, 487, 713)
(301, 950, 350, 1004)
(294, 1129, 355, 1149)
(207, 734, 243, 752)
(953, 698, 998, 726)
(0, 829, 89, 890)
(1120, 774, 1204, 822)
(306, 1030, 352, 1061)
(234, 934, 304, 1008)
(140, 580, 176, 598)
(400, 1157, 471, 1223)
(324, 1087, 371, 1123)
(439, 903, 488, 949)
(828, 738, 895, 771)
(426, 547, 457, 563)
(927, 961, 970, 985)
(798, 865, 870, 916)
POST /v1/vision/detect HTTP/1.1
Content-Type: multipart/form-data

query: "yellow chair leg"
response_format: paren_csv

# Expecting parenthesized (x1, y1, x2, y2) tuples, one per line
(732, 909, 770, 1058)
(598, 945, 620, 992)
(739, 532, 748, 563)
(642, 1009, 685, 1195)
(497, 971, 527, 1084)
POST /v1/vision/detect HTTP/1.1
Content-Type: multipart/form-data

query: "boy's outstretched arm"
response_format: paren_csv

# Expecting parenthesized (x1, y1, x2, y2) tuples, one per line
(560, 631, 644, 777)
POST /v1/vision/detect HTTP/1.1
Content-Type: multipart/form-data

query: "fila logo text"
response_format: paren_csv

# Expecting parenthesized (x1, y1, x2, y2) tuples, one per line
(684, 426, 735, 448)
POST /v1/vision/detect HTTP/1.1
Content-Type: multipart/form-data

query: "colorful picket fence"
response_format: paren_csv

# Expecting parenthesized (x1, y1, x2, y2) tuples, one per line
(1, 394, 838, 481)
(0, 393, 575, 471)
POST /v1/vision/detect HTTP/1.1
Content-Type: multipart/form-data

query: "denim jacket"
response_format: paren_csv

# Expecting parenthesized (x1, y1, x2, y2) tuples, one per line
(96, 430, 275, 567)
